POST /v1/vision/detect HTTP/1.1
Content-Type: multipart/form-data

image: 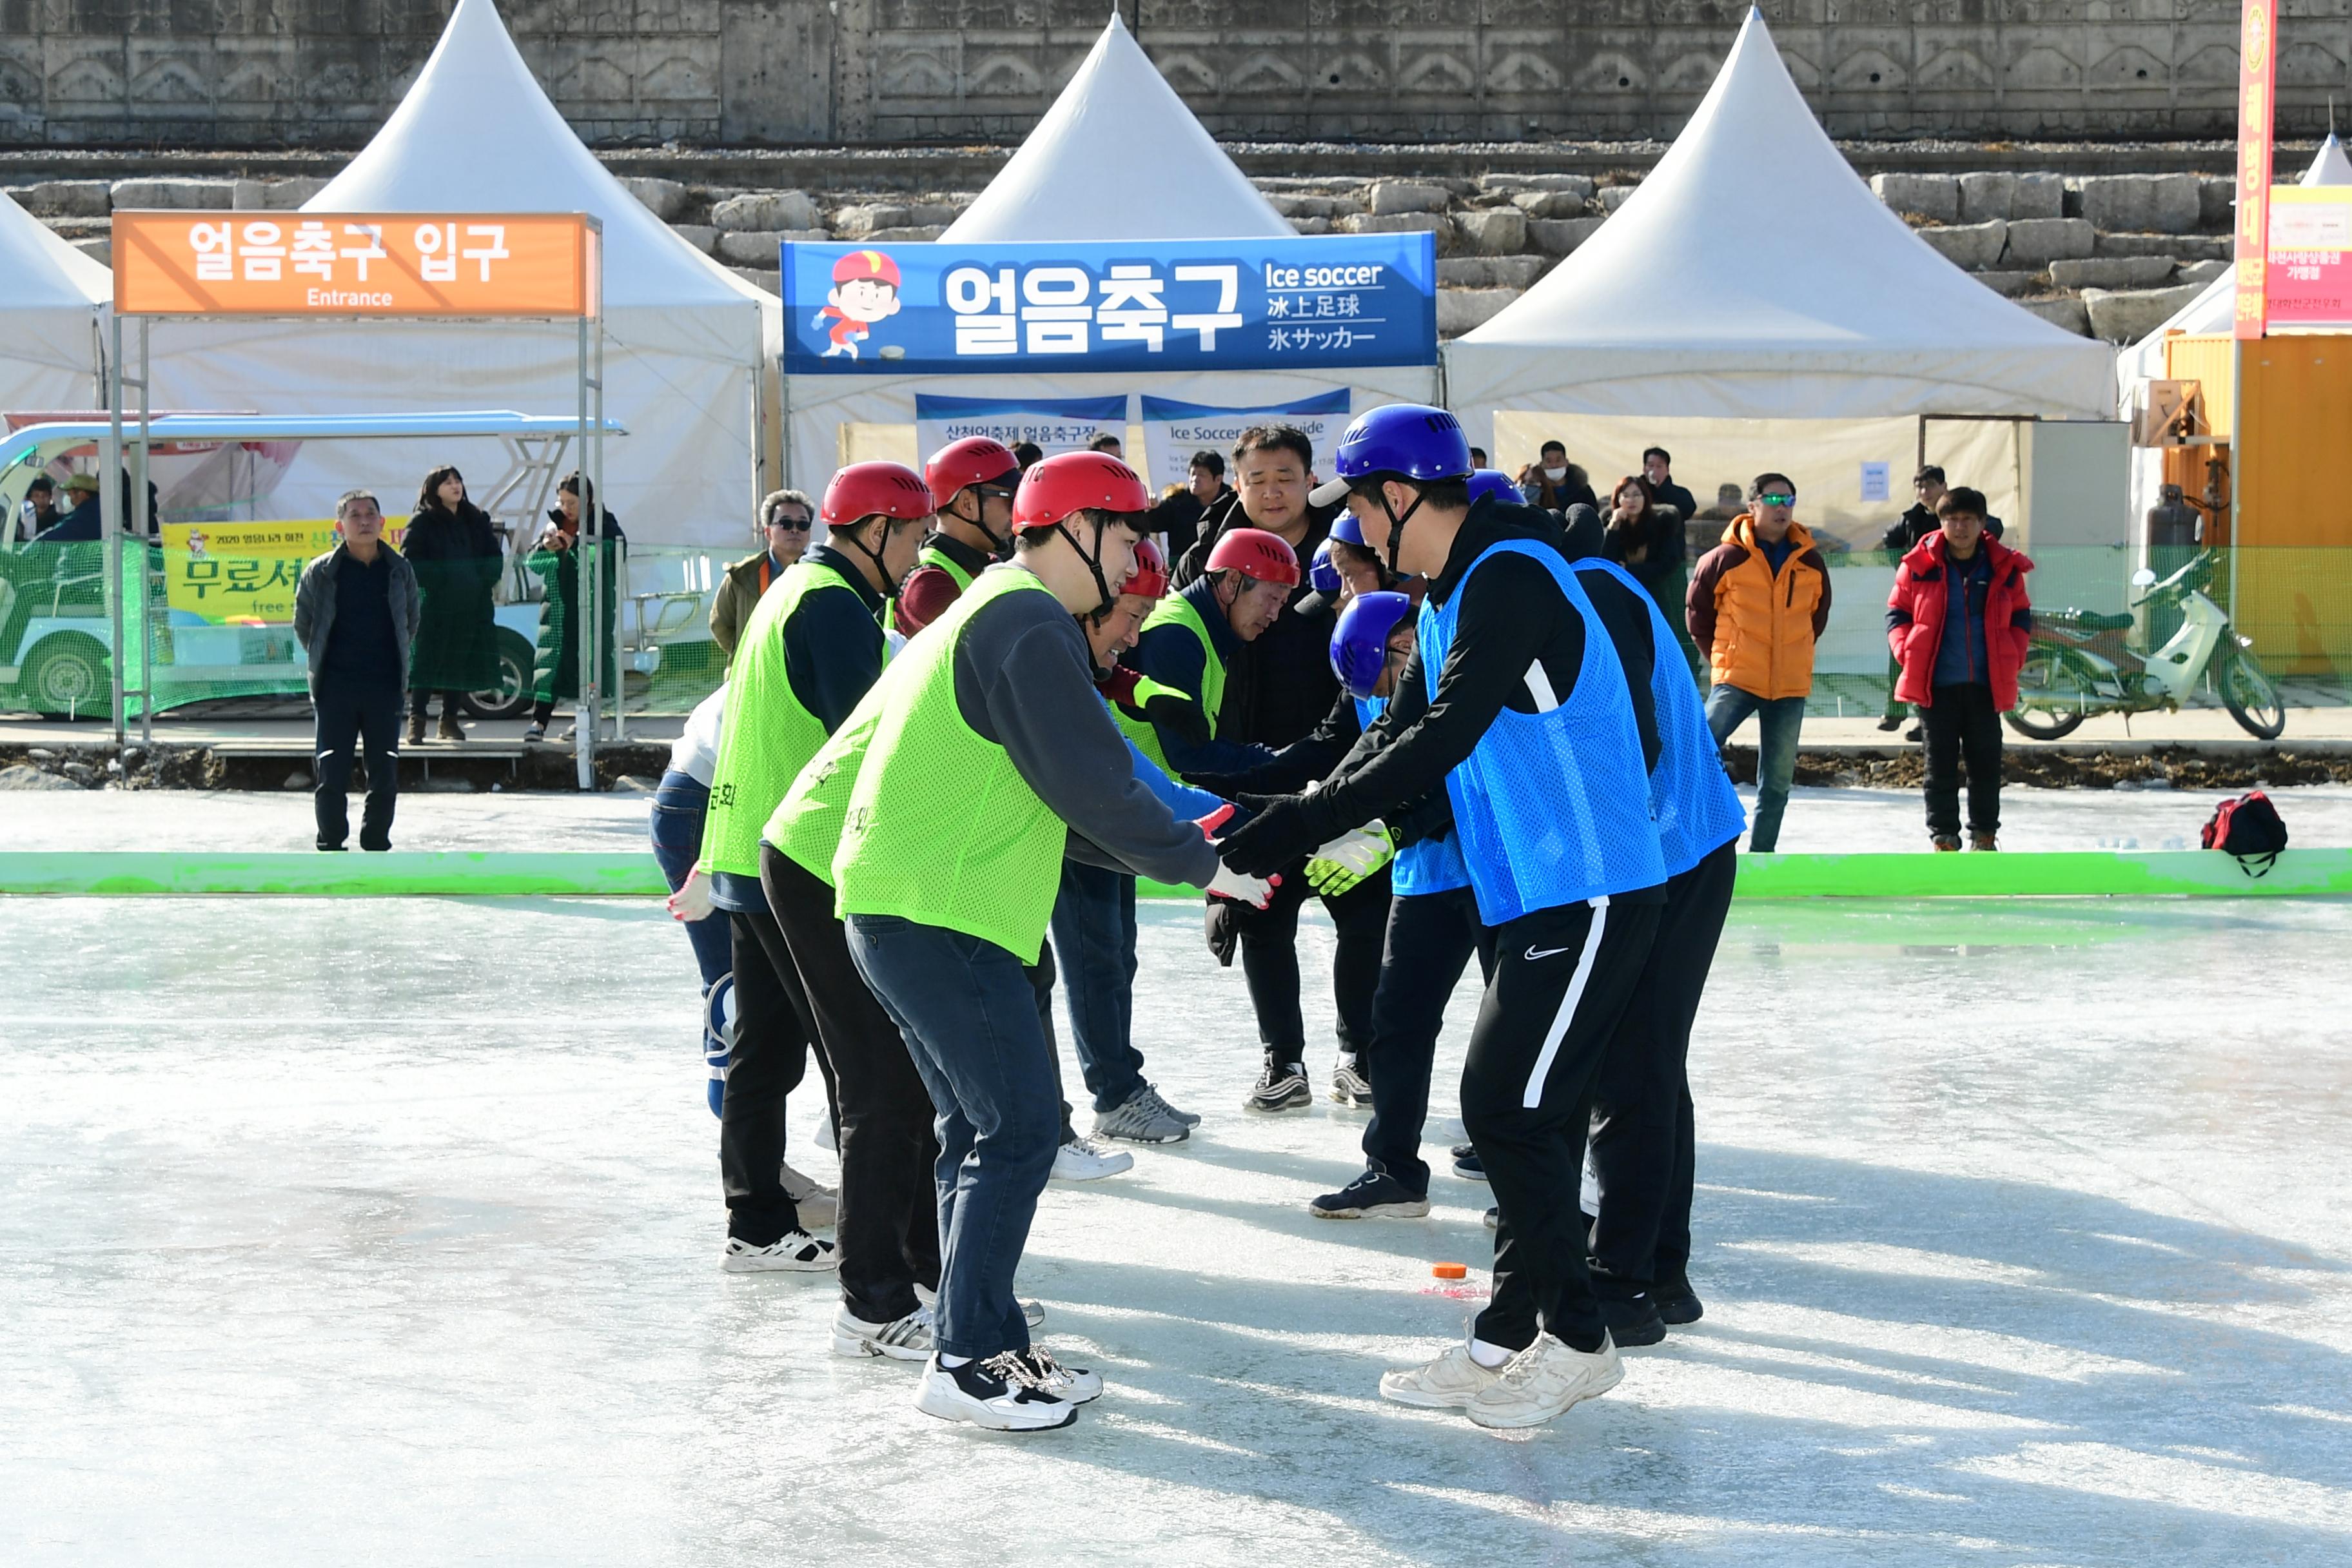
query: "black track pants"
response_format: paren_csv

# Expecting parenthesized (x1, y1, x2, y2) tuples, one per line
(1585, 841, 1736, 1295)
(761, 846, 942, 1324)
(1465, 894, 1661, 1355)
(720, 906, 828, 1246)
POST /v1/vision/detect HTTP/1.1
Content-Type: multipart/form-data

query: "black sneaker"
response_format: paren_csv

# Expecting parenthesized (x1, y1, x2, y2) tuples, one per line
(1308, 1169, 1431, 1219)
(1598, 1293, 1668, 1348)
(1453, 1146, 1487, 1182)
(1244, 1060, 1311, 1114)
(1875, 713, 1904, 732)
(914, 1352, 1076, 1431)
(1482, 1205, 1498, 1231)
(1656, 1274, 1704, 1326)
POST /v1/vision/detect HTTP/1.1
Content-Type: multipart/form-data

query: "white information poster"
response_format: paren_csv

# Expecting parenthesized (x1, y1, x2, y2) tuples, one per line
(1138, 391, 1351, 492)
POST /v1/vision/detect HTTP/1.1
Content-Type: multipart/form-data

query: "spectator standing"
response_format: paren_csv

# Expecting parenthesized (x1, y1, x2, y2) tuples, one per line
(1089, 433, 1124, 457)
(17, 475, 59, 542)
(710, 489, 813, 663)
(400, 465, 502, 743)
(524, 473, 625, 745)
(1515, 439, 1598, 512)
(1638, 446, 1701, 676)
(1639, 447, 1699, 539)
(1886, 487, 2034, 852)
(1600, 476, 1682, 618)
(1687, 473, 1831, 853)
(1876, 467, 2003, 732)
(1010, 440, 1044, 471)
(1467, 446, 1489, 468)
(1147, 449, 1229, 564)
(293, 490, 418, 852)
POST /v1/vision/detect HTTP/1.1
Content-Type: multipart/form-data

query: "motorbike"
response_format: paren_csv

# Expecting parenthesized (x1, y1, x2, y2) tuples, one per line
(2007, 548, 2285, 741)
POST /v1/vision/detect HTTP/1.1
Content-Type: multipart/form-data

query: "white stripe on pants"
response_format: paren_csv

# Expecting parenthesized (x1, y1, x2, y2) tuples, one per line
(1524, 896, 1609, 1108)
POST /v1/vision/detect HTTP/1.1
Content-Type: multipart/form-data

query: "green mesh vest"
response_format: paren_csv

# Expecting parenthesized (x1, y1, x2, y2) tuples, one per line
(763, 691, 885, 888)
(1110, 590, 1226, 778)
(887, 539, 977, 634)
(828, 567, 1070, 962)
(698, 559, 875, 878)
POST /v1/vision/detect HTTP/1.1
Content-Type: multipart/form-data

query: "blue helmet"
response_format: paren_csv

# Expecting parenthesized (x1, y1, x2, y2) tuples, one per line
(1329, 590, 1414, 701)
(1309, 404, 1473, 571)
(1467, 469, 1524, 507)
(1308, 538, 1342, 595)
(1328, 511, 1367, 548)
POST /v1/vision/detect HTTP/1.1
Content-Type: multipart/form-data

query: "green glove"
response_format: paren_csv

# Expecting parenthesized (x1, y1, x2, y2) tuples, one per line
(1304, 821, 1394, 896)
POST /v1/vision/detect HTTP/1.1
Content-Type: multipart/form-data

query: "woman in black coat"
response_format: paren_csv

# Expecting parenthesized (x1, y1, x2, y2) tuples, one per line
(526, 473, 625, 743)
(400, 464, 504, 741)
(1600, 474, 1700, 675)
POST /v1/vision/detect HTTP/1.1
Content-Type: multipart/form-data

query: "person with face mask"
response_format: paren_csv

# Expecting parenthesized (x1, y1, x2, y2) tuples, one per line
(1516, 440, 1597, 513)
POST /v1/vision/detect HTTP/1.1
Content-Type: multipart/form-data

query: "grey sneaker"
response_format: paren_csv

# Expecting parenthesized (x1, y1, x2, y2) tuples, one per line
(1330, 1052, 1373, 1106)
(1093, 1083, 1194, 1144)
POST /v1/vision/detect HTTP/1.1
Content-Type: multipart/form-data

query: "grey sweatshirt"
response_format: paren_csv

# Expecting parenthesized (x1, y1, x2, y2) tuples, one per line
(951, 565, 1220, 889)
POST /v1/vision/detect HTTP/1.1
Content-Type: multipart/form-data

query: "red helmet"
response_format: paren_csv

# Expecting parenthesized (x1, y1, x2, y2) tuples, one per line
(1204, 527, 1301, 588)
(1011, 451, 1151, 533)
(820, 461, 934, 528)
(1120, 537, 1169, 601)
(925, 436, 1021, 502)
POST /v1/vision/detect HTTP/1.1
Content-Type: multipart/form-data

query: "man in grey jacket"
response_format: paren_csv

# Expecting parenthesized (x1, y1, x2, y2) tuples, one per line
(293, 490, 420, 852)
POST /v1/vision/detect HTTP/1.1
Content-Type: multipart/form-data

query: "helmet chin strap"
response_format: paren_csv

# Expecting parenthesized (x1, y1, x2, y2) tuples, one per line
(949, 488, 1004, 553)
(1378, 485, 1426, 576)
(834, 516, 902, 602)
(1050, 514, 1117, 616)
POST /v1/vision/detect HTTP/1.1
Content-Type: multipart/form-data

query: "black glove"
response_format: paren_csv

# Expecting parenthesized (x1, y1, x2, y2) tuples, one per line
(1204, 897, 1239, 966)
(1142, 692, 1211, 748)
(1219, 791, 1337, 877)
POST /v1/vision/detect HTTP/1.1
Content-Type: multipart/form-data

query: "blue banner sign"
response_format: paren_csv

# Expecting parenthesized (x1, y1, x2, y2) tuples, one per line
(783, 235, 1438, 376)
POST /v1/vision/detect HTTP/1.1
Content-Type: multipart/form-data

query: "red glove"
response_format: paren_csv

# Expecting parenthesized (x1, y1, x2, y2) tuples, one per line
(1101, 665, 1142, 709)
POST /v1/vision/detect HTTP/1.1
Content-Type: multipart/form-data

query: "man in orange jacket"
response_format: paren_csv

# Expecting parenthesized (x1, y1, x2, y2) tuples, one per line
(1687, 473, 1832, 852)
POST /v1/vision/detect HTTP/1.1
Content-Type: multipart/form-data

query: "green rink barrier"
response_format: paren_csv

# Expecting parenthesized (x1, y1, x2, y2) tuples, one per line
(0, 848, 2346, 899)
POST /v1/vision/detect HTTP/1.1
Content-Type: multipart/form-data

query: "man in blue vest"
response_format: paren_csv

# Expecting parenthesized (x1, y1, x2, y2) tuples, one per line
(1218, 404, 1668, 1430)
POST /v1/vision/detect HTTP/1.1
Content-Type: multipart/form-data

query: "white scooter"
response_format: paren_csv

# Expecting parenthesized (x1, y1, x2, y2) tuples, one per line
(2008, 549, 2284, 740)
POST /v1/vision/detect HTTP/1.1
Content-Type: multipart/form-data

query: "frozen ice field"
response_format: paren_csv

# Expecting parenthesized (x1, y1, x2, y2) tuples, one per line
(5, 790, 2351, 1566)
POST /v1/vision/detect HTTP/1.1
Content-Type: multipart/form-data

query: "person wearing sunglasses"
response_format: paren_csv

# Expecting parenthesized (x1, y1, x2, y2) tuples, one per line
(892, 437, 1024, 637)
(1686, 472, 1832, 853)
(712, 489, 816, 663)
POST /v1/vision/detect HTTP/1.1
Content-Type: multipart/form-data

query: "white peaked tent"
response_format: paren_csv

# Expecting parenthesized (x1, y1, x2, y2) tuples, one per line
(785, 11, 1436, 487)
(1444, 8, 2115, 438)
(941, 13, 1293, 243)
(148, 0, 779, 549)
(0, 190, 110, 411)
(2114, 134, 2352, 406)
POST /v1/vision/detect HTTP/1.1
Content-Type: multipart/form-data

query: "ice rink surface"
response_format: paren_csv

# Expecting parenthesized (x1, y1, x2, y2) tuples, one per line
(5, 793, 2352, 1565)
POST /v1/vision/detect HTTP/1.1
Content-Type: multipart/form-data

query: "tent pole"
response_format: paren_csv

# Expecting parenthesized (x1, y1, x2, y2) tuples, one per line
(596, 309, 616, 745)
(106, 313, 124, 750)
(575, 313, 593, 792)
(136, 318, 153, 752)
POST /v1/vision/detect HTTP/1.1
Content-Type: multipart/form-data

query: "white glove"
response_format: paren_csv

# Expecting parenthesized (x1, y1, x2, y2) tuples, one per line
(1208, 861, 1280, 910)
(668, 867, 715, 923)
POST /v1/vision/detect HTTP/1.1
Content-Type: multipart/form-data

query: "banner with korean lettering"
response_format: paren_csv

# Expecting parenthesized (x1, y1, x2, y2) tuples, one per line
(1138, 391, 1350, 493)
(2265, 186, 2352, 327)
(782, 236, 1437, 375)
(2233, 0, 2277, 338)
(160, 518, 409, 625)
(912, 395, 1128, 466)
(113, 211, 599, 318)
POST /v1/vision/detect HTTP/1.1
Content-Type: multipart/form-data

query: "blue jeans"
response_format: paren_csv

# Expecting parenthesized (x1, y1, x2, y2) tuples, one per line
(845, 914, 1059, 1361)
(1704, 685, 1805, 853)
(1048, 860, 1146, 1113)
(649, 770, 731, 988)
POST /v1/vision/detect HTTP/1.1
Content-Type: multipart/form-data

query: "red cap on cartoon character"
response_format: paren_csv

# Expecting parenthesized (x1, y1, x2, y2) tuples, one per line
(832, 250, 901, 288)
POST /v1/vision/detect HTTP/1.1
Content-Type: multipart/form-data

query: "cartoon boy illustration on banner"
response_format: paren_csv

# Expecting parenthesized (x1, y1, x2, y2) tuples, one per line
(816, 249, 903, 359)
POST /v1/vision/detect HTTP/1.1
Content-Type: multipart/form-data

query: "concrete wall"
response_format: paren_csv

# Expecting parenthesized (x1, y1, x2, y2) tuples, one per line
(4, 0, 2350, 148)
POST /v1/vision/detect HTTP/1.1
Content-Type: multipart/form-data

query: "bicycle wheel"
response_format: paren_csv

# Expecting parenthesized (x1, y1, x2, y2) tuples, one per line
(2220, 645, 2286, 740)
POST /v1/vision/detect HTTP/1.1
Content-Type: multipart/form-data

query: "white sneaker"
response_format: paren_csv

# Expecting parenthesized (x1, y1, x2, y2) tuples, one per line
(1019, 1346, 1103, 1404)
(914, 1282, 1046, 1329)
(914, 1351, 1075, 1431)
(779, 1161, 838, 1230)
(832, 1302, 935, 1361)
(1465, 1331, 1623, 1429)
(1051, 1135, 1133, 1182)
(720, 1232, 838, 1273)
(1379, 1337, 1505, 1409)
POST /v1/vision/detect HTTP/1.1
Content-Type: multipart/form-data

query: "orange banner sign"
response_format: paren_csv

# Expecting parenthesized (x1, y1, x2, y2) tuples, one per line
(112, 211, 600, 318)
(2233, 0, 2276, 339)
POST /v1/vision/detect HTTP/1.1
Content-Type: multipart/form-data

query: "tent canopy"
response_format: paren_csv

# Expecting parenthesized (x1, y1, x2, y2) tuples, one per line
(148, 0, 778, 549)
(940, 14, 1294, 244)
(2115, 133, 2352, 404)
(1444, 7, 2115, 433)
(0, 188, 111, 411)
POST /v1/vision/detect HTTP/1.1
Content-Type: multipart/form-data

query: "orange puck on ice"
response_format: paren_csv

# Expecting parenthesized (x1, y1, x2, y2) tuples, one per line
(1432, 1262, 1467, 1280)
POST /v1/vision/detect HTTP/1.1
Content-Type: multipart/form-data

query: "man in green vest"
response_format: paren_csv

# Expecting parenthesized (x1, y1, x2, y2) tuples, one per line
(891, 436, 1020, 636)
(675, 459, 935, 1279)
(767, 450, 1266, 1431)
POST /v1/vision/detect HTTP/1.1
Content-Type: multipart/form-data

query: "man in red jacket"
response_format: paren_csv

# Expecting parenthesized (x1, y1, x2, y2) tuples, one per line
(1885, 487, 2034, 852)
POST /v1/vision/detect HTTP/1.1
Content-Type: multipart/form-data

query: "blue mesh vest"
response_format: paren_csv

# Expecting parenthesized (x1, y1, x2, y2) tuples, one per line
(1357, 694, 1469, 897)
(1416, 539, 1666, 924)
(1571, 556, 1745, 876)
